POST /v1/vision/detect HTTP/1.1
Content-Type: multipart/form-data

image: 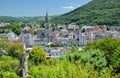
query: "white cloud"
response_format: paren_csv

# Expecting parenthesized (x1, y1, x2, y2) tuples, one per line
(62, 5, 75, 9)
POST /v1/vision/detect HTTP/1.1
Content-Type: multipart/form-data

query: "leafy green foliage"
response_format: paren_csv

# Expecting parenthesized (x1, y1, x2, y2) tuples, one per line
(0, 16, 19, 23)
(28, 59, 93, 78)
(29, 46, 46, 65)
(111, 47, 120, 71)
(1, 41, 120, 77)
(0, 16, 53, 24)
(7, 42, 24, 59)
(27, 43, 120, 78)
(85, 38, 120, 72)
(28, 58, 119, 78)
(0, 56, 20, 78)
(11, 24, 22, 35)
(0, 37, 8, 56)
(70, 43, 79, 53)
(0, 72, 19, 78)
(66, 49, 107, 70)
(52, 0, 120, 26)
(0, 37, 8, 50)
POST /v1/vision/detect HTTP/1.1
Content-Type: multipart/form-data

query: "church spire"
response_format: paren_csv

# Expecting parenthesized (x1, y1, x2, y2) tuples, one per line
(45, 12, 49, 23)
(44, 11, 50, 42)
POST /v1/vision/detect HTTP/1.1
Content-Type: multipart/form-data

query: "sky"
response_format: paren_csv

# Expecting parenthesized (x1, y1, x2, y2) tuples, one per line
(0, 0, 91, 16)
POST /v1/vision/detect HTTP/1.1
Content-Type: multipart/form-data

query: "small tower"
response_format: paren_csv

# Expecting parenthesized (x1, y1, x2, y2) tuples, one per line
(44, 12, 50, 42)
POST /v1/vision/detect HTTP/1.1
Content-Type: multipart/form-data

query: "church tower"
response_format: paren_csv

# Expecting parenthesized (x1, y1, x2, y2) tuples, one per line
(44, 12, 50, 42)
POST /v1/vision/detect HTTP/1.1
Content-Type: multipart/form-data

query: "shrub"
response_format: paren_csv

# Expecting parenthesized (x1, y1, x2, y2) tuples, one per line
(66, 49, 107, 70)
(0, 71, 19, 78)
(0, 56, 20, 77)
(111, 46, 120, 72)
(28, 59, 120, 78)
(29, 46, 46, 65)
(7, 42, 24, 59)
(85, 38, 120, 72)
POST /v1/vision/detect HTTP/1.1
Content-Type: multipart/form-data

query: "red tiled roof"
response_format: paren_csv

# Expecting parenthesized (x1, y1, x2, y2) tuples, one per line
(8, 41, 24, 45)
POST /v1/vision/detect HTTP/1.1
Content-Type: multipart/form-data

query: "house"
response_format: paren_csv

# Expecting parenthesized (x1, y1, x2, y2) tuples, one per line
(46, 47, 69, 58)
(60, 28, 69, 37)
(7, 31, 18, 41)
(67, 24, 79, 31)
(81, 26, 95, 32)
(33, 38, 47, 46)
(53, 37, 72, 47)
(19, 33, 34, 48)
(50, 49, 65, 57)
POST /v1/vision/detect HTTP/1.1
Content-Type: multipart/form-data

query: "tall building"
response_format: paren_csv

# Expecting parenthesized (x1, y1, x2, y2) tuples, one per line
(44, 12, 51, 42)
(78, 33, 87, 47)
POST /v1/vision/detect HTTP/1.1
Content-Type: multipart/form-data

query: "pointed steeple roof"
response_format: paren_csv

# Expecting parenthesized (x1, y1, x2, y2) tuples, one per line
(45, 12, 49, 23)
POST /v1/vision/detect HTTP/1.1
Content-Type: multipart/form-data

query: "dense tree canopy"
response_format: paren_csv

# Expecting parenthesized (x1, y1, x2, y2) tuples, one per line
(85, 38, 120, 72)
(11, 24, 22, 35)
(66, 49, 107, 70)
(0, 56, 20, 78)
(111, 46, 120, 71)
(1, 39, 120, 77)
(28, 44, 119, 78)
(52, 0, 120, 26)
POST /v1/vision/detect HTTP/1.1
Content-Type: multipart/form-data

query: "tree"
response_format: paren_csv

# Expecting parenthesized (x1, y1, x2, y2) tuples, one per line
(39, 20, 44, 28)
(11, 24, 22, 35)
(81, 28, 86, 33)
(0, 37, 8, 50)
(70, 43, 79, 53)
(111, 46, 120, 72)
(7, 42, 24, 59)
(0, 37, 8, 57)
(29, 46, 46, 65)
(85, 38, 120, 72)
(79, 49, 107, 70)
(66, 49, 107, 70)
(33, 31, 38, 35)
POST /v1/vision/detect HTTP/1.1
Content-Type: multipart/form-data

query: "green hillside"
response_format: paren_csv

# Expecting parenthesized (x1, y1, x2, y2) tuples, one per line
(52, 0, 120, 26)
(0, 16, 53, 23)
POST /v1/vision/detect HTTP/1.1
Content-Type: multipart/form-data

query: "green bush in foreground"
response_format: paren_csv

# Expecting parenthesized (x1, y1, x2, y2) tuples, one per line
(28, 58, 120, 78)
(7, 42, 24, 59)
(85, 38, 120, 72)
(0, 71, 19, 78)
(29, 46, 46, 65)
(66, 49, 107, 70)
(0, 56, 20, 78)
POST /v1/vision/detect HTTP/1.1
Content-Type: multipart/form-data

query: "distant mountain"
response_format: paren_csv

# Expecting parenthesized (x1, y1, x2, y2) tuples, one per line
(0, 16, 53, 23)
(52, 0, 120, 26)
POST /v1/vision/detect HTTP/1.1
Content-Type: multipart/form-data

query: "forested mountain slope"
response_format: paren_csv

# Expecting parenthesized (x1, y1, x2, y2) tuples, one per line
(52, 0, 120, 26)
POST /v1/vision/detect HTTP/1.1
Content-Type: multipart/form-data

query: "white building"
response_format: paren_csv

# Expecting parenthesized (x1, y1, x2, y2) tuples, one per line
(50, 49, 66, 57)
(19, 33, 34, 47)
(34, 38, 47, 46)
(79, 33, 87, 47)
(67, 24, 79, 31)
(81, 26, 95, 32)
(7, 31, 18, 41)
